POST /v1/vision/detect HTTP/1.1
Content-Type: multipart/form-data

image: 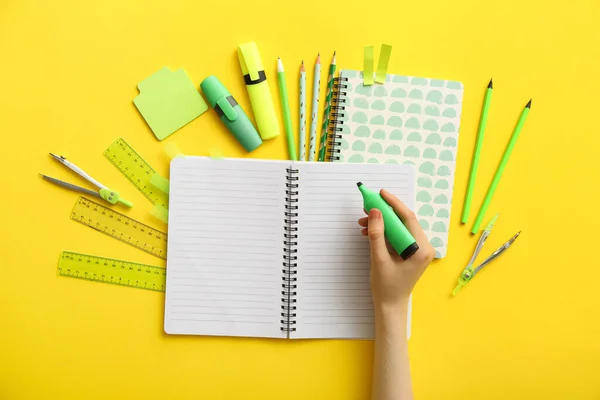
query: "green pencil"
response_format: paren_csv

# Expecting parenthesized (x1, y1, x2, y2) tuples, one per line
(461, 79, 493, 224)
(317, 51, 336, 161)
(277, 57, 296, 160)
(471, 99, 531, 233)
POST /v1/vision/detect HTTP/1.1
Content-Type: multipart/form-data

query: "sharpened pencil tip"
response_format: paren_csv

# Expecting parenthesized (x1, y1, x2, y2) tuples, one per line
(488, 78, 493, 89)
(526, 99, 532, 108)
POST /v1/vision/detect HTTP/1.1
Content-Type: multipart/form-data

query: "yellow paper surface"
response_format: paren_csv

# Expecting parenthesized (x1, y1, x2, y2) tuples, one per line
(363, 46, 375, 86)
(1, 1, 599, 399)
(209, 148, 225, 159)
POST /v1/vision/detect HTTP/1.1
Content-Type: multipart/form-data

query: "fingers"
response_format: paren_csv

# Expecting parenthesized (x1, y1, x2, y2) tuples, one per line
(367, 209, 391, 263)
(358, 216, 368, 227)
(359, 217, 368, 235)
(380, 189, 418, 225)
(380, 189, 429, 244)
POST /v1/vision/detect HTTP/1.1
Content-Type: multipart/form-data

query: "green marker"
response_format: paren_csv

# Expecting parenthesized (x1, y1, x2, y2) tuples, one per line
(461, 79, 493, 224)
(277, 58, 297, 160)
(200, 76, 263, 152)
(357, 182, 419, 260)
(471, 100, 531, 233)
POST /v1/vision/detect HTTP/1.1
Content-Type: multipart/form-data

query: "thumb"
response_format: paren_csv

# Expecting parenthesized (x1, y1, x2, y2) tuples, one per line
(367, 209, 390, 263)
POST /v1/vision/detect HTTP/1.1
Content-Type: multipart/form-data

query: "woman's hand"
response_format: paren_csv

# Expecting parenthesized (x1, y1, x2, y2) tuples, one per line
(358, 189, 435, 314)
(359, 189, 434, 400)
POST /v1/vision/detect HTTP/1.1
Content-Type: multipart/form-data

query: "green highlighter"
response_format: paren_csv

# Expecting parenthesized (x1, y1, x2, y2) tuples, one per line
(358, 182, 419, 260)
(200, 76, 263, 152)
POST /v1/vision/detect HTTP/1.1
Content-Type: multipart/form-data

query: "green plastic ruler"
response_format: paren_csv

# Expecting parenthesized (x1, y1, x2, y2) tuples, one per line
(70, 197, 167, 259)
(58, 251, 166, 292)
(103, 138, 169, 208)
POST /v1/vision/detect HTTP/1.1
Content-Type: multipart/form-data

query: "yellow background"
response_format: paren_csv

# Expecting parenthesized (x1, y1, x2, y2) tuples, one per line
(1, 0, 599, 398)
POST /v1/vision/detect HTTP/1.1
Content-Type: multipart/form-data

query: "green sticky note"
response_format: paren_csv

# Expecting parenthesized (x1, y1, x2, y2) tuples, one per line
(375, 44, 392, 84)
(364, 46, 374, 86)
(134, 67, 208, 140)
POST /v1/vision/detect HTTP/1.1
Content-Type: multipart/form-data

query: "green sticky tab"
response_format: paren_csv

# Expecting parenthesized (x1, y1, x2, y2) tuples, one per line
(134, 67, 209, 140)
(164, 142, 184, 159)
(375, 44, 392, 83)
(209, 148, 225, 159)
(150, 204, 169, 224)
(150, 173, 170, 194)
(364, 46, 374, 86)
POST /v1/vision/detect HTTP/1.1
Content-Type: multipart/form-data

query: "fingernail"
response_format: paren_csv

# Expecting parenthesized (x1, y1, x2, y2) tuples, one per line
(369, 209, 381, 220)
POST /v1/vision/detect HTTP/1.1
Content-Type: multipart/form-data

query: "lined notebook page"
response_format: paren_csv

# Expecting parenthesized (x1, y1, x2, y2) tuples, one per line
(165, 158, 287, 339)
(293, 162, 416, 339)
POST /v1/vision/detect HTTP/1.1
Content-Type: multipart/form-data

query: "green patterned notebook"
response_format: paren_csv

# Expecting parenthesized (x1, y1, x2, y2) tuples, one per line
(328, 70, 464, 258)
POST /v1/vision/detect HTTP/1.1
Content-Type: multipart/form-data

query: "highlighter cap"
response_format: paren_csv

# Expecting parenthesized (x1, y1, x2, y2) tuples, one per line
(200, 76, 231, 108)
(237, 41, 265, 79)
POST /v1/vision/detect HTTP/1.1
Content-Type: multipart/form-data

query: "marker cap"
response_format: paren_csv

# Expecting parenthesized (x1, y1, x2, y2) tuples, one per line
(200, 76, 263, 152)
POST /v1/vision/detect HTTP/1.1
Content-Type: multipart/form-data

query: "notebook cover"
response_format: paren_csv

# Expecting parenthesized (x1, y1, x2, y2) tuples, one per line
(332, 70, 464, 258)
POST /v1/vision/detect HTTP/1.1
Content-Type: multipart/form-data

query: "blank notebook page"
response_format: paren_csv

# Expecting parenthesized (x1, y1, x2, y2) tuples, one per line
(165, 157, 287, 339)
(293, 162, 415, 339)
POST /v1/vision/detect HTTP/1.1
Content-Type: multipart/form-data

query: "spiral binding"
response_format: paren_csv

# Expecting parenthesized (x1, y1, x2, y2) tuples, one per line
(326, 76, 349, 162)
(281, 167, 299, 333)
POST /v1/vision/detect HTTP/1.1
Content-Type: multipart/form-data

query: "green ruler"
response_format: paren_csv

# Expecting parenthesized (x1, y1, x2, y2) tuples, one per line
(104, 138, 169, 208)
(70, 197, 168, 259)
(58, 251, 166, 292)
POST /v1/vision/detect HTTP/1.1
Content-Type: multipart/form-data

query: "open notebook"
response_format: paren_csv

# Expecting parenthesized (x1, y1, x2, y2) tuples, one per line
(164, 157, 416, 339)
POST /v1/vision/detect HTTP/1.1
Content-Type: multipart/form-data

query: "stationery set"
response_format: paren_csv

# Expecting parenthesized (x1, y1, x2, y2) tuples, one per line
(43, 40, 531, 340)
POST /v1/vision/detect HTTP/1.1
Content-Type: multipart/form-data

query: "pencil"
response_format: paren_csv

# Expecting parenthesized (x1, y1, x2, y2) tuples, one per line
(317, 51, 336, 162)
(277, 57, 296, 160)
(471, 99, 532, 233)
(308, 54, 321, 161)
(461, 78, 493, 223)
(299, 61, 307, 161)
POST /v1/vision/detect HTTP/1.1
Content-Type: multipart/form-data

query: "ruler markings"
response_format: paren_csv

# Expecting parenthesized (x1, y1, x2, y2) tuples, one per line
(103, 138, 169, 208)
(70, 197, 167, 259)
(58, 251, 166, 292)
